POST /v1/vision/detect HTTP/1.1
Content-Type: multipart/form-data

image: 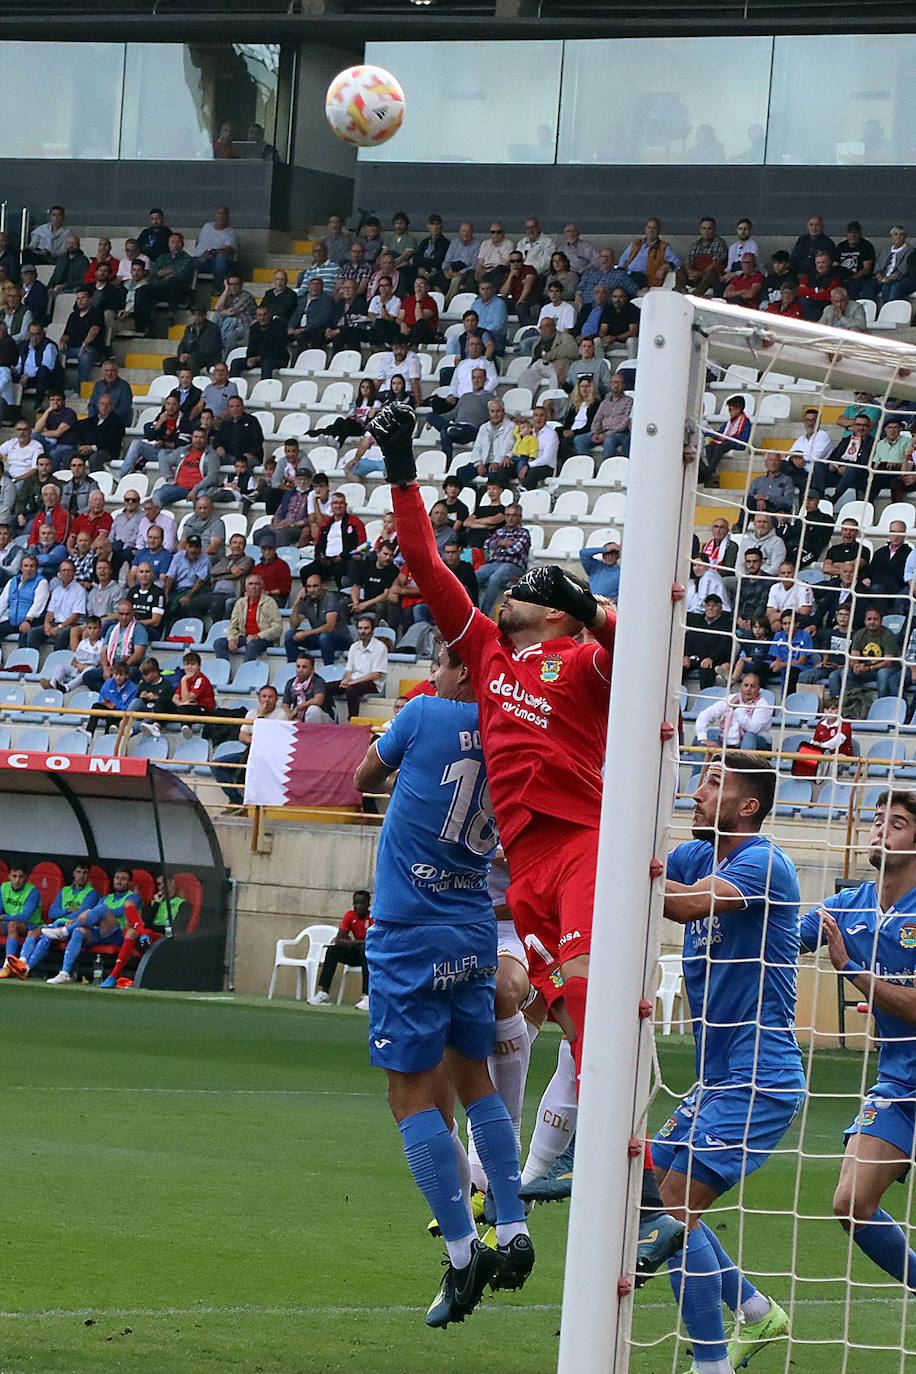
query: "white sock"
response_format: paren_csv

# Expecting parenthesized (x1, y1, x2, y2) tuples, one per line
(444, 1230, 477, 1270)
(450, 1121, 472, 1214)
(521, 1038, 578, 1184)
(495, 1219, 529, 1245)
(525, 1018, 540, 1046)
(694, 1359, 731, 1374)
(739, 1292, 772, 1324)
(489, 1012, 531, 1149)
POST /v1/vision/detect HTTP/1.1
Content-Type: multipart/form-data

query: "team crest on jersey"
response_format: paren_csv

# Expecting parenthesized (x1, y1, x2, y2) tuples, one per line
(540, 657, 562, 683)
(658, 1116, 677, 1139)
(859, 1107, 878, 1127)
(900, 925, 916, 948)
(549, 967, 565, 990)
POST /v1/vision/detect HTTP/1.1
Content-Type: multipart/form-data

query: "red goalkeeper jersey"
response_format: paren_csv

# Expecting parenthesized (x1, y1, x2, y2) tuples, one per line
(391, 483, 614, 850)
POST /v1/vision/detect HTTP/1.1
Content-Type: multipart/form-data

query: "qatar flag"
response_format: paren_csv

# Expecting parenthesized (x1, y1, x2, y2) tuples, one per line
(243, 719, 373, 808)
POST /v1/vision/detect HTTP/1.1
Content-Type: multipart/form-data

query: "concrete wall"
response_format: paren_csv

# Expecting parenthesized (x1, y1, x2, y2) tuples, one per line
(216, 818, 379, 999)
(352, 161, 909, 238)
(285, 42, 360, 229)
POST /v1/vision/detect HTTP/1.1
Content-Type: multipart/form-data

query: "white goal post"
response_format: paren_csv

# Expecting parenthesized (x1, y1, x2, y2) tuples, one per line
(557, 291, 916, 1374)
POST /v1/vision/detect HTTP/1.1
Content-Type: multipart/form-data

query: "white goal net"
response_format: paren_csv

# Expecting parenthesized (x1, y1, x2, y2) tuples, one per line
(559, 292, 916, 1374)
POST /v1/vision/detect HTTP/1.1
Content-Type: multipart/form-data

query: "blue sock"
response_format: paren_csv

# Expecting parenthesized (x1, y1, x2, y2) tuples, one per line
(668, 1227, 728, 1362)
(25, 934, 51, 970)
(62, 927, 86, 975)
(852, 1209, 916, 1290)
(465, 1093, 525, 1226)
(19, 933, 38, 965)
(398, 1110, 474, 1246)
(5, 934, 20, 959)
(700, 1221, 757, 1312)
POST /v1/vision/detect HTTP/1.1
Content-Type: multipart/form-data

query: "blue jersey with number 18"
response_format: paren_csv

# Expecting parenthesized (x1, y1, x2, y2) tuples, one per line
(372, 695, 498, 925)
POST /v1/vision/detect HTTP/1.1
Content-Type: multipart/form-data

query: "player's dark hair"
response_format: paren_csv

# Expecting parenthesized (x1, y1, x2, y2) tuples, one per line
(726, 394, 746, 410)
(114, 867, 133, 881)
(433, 634, 462, 670)
(142, 657, 160, 673)
(876, 790, 916, 829)
(723, 751, 775, 826)
(353, 889, 371, 902)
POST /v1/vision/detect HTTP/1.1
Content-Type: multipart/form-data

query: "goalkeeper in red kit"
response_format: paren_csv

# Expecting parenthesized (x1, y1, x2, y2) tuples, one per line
(367, 403, 684, 1281)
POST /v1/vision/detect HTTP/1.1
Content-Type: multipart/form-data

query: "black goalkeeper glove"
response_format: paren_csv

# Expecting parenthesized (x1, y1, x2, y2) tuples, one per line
(510, 565, 599, 624)
(366, 402, 418, 487)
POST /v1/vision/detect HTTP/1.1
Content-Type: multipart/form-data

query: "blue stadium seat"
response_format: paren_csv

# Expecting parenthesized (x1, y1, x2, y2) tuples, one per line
(683, 686, 727, 721)
(779, 733, 807, 771)
(131, 736, 170, 761)
(164, 738, 210, 773)
(0, 649, 38, 680)
(0, 726, 10, 750)
(853, 697, 908, 734)
(861, 785, 886, 821)
(53, 729, 90, 755)
(222, 661, 270, 695)
(21, 688, 63, 723)
(674, 774, 700, 811)
(204, 657, 232, 688)
(14, 727, 49, 752)
(90, 733, 120, 757)
(865, 738, 911, 779)
(774, 778, 812, 816)
(782, 691, 819, 727)
(65, 689, 97, 729)
(807, 781, 860, 821)
(272, 663, 296, 694)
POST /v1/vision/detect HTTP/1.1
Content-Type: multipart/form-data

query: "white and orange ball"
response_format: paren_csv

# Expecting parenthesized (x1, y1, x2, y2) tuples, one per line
(324, 65, 405, 148)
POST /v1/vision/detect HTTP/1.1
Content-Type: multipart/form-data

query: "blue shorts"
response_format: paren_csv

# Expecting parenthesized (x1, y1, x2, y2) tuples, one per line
(82, 923, 123, 949)
(366, 918, 497, 1074)
(845, 1082, 916, 1171)
(652, 1080, 804, 1194)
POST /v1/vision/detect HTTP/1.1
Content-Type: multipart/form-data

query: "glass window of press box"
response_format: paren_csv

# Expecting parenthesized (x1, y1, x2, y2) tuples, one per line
(359, 41, 562, 164)
(0, 42, 280, 160)
(360, 34, 916, 167)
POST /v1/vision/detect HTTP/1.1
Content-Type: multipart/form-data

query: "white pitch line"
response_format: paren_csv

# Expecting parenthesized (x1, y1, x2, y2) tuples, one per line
(0, 1297, 909, 1321)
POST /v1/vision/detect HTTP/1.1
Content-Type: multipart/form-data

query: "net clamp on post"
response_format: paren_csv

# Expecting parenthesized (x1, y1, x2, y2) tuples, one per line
(660, 720, 676, 742)
(617, 1276, 633, 1299)
(637, 999, 653, 1020)
(627, 1136, 644, 1159)
(649, 857, 664, 880)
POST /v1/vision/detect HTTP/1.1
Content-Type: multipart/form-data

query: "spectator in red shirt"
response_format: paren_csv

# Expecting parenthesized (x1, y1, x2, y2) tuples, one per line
(797, 249, 843, 321)
(398, 276, 439, 347)
(764, 282, 805, 319)
(252, 534, 293, 606)
(27, 483, 69, 546)
(172, 650, 215, 736)
(723, 252, 765, 309)
(312, 889, 372, 1010)
(68, 488, 112, 552)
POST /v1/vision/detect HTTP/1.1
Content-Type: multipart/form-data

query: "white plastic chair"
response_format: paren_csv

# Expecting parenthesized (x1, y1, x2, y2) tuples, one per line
(444, 291, 476, 319)
(712, 391, 756, 421)
(314, 381, 355, 412)
(584, 456, 629, 489)
(225, 348, 248, 372)
(552, 489, 589, 520)
(519, 488, 551, 521)
(833, 500, 874, 530)
(500, 387, 533, 417)
(249, 378, 283, 407)
(138, 375, 173, 404)
(125, 406, 159, 439)
(555, 455, 594, 486)
(275, 412, 312, 440)
(267, 923, 339, 1001)
(872, 300, 913, 330)
(755, 393, 791, 424)
(280, 349, 326, 378)
(858, 299, 878, 328)
(276, 379, 319, 412)
(252, 410, 276, 439)
(532, 525, 584, 560)
(113, 472, 149, 501)
(324, 349, 363, 378)
(583, 491, 627, 525)
(874, 502, 916, 535)
(656, 954, 686, 1035)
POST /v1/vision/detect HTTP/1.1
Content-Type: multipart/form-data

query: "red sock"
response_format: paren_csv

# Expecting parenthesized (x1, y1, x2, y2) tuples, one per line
(562, 975, 657, 1187)
(110, 942, 135, 980)
(561, 975, 588, 1094)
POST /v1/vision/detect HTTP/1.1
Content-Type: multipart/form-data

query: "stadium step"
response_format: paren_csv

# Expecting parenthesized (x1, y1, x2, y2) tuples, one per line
(125, 351, 168, 372)
(252, 265, 303, 283)
(695, 501, 736, 525)
(293, 240, 315, 257)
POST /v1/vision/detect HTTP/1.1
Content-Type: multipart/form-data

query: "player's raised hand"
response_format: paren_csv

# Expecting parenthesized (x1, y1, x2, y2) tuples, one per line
(366, 402, 417, 487)
(511, 565, 598, 625)
(820, 909, 851, 972)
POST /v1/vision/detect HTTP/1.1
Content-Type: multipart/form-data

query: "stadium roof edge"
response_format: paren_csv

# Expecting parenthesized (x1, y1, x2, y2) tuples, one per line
(6, 10, 916, 40)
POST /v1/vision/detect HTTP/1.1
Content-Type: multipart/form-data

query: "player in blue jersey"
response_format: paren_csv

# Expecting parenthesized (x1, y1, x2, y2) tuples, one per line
(656, 752, 805, 1374)
(354, 640, 533, 1329)
(801, 789, 916, 1297)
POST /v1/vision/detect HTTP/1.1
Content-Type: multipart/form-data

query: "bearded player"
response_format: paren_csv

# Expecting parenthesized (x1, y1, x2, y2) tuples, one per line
(367, 401, 683, 1280)
(801, 791, 916, 1304)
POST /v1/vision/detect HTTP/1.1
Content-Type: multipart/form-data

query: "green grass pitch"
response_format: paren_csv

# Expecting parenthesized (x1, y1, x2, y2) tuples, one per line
(3, 984, 912, 1373)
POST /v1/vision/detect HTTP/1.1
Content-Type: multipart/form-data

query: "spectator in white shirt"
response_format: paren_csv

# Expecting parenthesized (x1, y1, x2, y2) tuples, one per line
(686, 558, 732, 613)
(723, 219, 762, 280)
(518, 405, 560, 489)
(766, 560, 815, 630)
(23, 207, 67, 266)
(116, 239, 151, 282)
(1, 423, 44, 481)
(537, 281, 577, 333)
(25, 557, 86, 649)
(455, 398, 517, 487)
(516, 217, 555, 276)
(194, 205, 239, 289)
(450, 342, 498, 397)
(695, 671, 773, 749)
(787, 407, 834, 482)
(374, 340, 422, 406)
(329, 615, 389, 719)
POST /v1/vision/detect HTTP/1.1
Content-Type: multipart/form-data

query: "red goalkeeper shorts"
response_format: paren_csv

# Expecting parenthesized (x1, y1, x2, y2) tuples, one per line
(505, 816, 598, 1005)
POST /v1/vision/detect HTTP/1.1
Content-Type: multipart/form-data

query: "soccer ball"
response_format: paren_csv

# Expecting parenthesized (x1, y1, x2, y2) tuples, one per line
(324, 65, 405, 148)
